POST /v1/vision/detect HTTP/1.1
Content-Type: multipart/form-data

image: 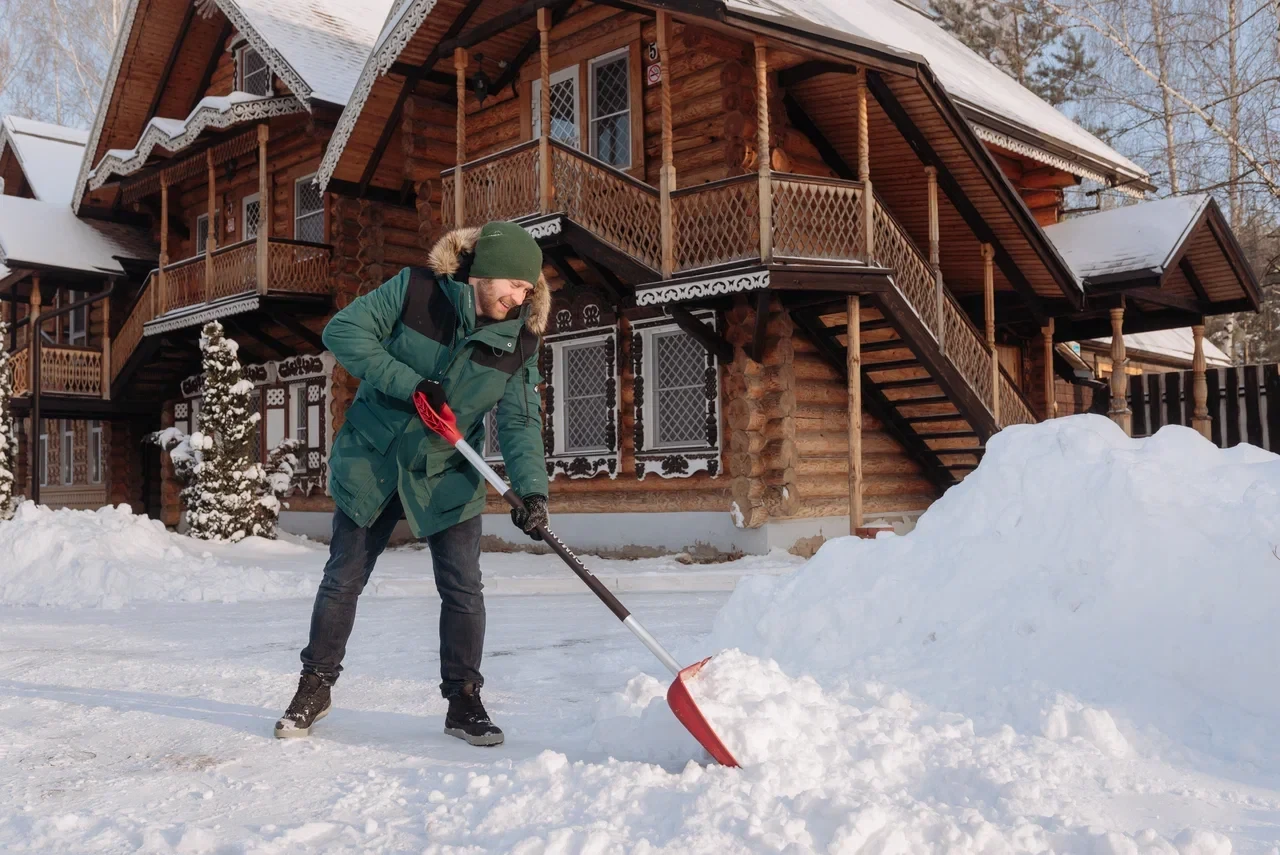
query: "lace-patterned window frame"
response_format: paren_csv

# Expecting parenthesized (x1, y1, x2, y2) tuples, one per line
(242, 192, 261, 241)
(295, 174, 324, 244)
(531, 64, 580, 150)
(588, 48, 631, 169)
(542, 325, 620, 480)
(631, 311, 722, 480)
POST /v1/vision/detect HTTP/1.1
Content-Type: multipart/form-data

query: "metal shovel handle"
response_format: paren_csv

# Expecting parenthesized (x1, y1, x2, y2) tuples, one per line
(414, 392, 683, 676)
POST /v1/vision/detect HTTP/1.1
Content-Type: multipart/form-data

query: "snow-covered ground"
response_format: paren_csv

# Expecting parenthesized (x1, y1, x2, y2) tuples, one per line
(3, 415, 1280, 852)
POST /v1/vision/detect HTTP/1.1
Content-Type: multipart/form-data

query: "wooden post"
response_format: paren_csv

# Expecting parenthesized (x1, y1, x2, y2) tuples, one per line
(158, 172, 169, 314)
(983, 243, 998, 421)
(454, 47, 468, 229)
(754, 37, 771, 262)
(538, 8, 552, 216)
(1108, 303, 1131, 434)
(926, 165, 943, 352)
(100, 284, 111, 400)
(658, 10, 675, 279)
(1192, 322, 1210, 438)
(847, 294, 863, 534)
(256, 123, 270, 295)
(28, 276, 40, 505)
(206, 150, 216, 304)
(28, 277, 40, 393)
(1041, 318, 1055, 420)
(857, 70, 873, 263)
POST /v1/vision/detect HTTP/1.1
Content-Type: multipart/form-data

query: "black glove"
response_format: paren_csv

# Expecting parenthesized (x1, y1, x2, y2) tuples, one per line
(511, 494, 548, 541)
(414, 378, 449, 413)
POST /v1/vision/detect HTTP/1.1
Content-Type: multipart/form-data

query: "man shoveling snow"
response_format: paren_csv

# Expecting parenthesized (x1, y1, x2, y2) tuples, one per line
(276, 222, 553, 746)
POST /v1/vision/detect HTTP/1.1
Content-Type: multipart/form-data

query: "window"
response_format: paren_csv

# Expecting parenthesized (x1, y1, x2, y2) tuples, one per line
(289, 383, 307, 470)
(560, 340, 612, 453)
(243, 193, 261, 241)
(295, 175, 323, 243)
(89, 421, 103, 484)
(650, 330, 708, 448)
(482, 407, 502, 460)
(38, 420, 48, 487)
(196, 214, 211, 255)
(531, 65, 580, 149)
(589, 50, 631, 168)
(237, 46, 272, 96)
(67, 290, 87, 345)
(61, 420, 73, 485)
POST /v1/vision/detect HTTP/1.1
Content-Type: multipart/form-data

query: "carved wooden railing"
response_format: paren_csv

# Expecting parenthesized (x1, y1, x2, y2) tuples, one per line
(872, 198, 941, 343)
(941, 292, 994, 414)
(11, 345, 102, 397)
(997, 368, 1038, 428)
(672, 175, 759, 272)
(112, 270, 157, 383)
(10, 347, 29, 396)
(771, 174, 865, 261)
(550, 142, 662, 271)
(441, 141, 540, 229)
(108, 239, 332, 384)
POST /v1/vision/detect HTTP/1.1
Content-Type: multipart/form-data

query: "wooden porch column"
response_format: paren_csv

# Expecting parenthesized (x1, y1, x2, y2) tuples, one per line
(454, 47, 468, 228)
(28, 277, 40, 392)
(1108, 302, 1131, 434)
(256, 124, 270, 295)
(983, 242, 998, 421)
(100, 285, 111, 400)
(1041, 318, 1055, 419)
(847, 294, 863, 534)
(857, 69, 873, 262)
(1192, 322, 1211, 438)
(658, 10, 675, 278)
(538, 8, 552, 216)
(754, 37, 771, 262)
(158, 173, 169, 314)
(926, 165, 943, 352)
(206, 150, 217, 304)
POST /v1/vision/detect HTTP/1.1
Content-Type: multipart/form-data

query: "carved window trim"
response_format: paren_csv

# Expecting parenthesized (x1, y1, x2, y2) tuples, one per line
(541, 325, 620, 480)
(236, 45, 273, 97)
(631, 311, 722, 480)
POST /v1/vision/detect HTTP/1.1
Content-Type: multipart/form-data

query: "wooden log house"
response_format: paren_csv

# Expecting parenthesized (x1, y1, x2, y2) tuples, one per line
(8, 0, 1263, 555)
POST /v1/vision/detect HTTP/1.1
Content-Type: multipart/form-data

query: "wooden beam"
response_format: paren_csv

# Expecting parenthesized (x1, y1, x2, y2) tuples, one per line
(437, 0, 561, 56)
(1123, 286, 1201, 314)
(573, 253, 626, 308)
(547, 250, 585, 289)
(190, 21, 234, 118)
(1108, 302, 1131, 435)
(669, 305, 733, 364)
(1191, 322, 1210, 438)
(491, 0, 575, 97)
(359, 0, 485, 196)
(271, 310, 325, 352)
(454, 47, 468, 228)
(782, 94, 855, 180)
(147, 0, 197, 124)
(776, 60, 860, 88)
(1178, 257, 1212, 307)
(866, 71, 1050, 321)
(658, 9, 675, 278)
(223, 316, 289, 359)
(325, 179, 418, 208)
(847, 293, 862, 532)
(750, 289, 770, 364)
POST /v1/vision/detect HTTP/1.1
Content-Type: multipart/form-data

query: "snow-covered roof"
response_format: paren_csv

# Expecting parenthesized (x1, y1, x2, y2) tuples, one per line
(0, 195, 156, 275)
(1086, 328, 1232, 367)
(87, 94, 306, 191)
(220, 0, 402, 107)
(0, 116, 90, 205)
(1043, 195, 1210, 283)
(722, 0, 1150, 188)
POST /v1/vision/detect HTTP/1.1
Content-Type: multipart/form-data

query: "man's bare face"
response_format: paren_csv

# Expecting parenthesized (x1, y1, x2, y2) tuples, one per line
(474, 277, 534, 321)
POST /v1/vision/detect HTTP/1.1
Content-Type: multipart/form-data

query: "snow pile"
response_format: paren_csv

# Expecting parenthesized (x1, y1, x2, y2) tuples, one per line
(715, 415, 1280, 766)
(0, 503, 314, 608)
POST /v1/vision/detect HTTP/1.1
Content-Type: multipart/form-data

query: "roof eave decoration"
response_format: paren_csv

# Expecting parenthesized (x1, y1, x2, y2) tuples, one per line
(317, 0, 439, 189)
(87, 95, 307, 191)
(970, 124, 1150, 198)
(74, 0, 317, 213)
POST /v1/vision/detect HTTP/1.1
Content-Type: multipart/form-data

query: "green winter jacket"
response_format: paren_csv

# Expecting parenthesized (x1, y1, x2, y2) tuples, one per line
(322, 227, 551, 537)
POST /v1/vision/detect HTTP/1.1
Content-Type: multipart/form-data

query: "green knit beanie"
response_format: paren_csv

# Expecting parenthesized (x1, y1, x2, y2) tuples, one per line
(469, 221, 543, 285)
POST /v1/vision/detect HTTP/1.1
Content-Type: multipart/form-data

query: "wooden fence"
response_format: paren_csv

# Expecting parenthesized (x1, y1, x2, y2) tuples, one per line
(1128, 363, 1280, 450)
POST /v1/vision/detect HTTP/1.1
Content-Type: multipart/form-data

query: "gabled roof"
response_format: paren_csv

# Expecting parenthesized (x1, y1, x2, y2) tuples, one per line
(74, 0, 397, 212)
(721, 0, 1151, 192)
(0, 116, 90, 205)
(0, 195, 156, 276)
(1045, 195, 1210, 283)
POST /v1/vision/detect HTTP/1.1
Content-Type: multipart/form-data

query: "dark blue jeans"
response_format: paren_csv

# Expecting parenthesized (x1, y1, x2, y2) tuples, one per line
(300, 493, 485, 697)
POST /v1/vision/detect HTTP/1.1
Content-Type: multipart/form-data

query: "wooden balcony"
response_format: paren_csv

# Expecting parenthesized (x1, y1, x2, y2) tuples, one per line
(11, 344, 105, 399)
(111, 237, 332, 384)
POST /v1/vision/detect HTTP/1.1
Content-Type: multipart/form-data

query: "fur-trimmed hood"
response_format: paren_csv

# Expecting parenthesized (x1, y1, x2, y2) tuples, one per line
(427, 227, 551, 336)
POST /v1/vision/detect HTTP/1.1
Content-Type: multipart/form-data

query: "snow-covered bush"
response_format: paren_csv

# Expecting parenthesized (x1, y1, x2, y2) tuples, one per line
(0, 315, 15, 520)
(148, 322, 297, 541)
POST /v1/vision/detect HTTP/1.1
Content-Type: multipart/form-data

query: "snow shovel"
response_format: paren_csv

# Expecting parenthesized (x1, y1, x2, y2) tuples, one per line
(414, 392, 739, 767)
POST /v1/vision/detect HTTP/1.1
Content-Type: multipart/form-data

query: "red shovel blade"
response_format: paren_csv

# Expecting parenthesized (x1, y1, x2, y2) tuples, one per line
(666, 657, 740, 768)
